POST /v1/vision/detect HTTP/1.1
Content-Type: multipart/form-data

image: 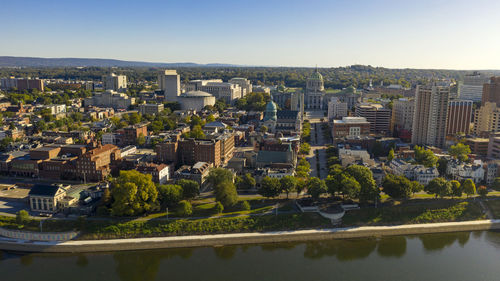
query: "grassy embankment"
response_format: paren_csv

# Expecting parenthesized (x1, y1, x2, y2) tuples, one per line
(0, 199, 486, 240)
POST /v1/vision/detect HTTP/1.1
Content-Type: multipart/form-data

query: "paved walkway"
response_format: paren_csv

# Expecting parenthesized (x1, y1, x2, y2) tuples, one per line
(1, 219, 499, 253)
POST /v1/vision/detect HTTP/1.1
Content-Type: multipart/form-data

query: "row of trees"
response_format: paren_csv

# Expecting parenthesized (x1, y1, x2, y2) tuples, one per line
(106, 170, 200, 216)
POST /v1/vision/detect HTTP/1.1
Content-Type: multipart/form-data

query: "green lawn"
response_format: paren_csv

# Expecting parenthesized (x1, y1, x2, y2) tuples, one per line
(485, 200, 500, 219)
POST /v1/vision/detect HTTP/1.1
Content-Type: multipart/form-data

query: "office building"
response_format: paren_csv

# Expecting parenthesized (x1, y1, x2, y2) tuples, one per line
(1, 77, 44, 91)
(138, 103, 164, 115)
(458, 72, 489, 102)
(332, 117, 371, 138)
(412, 83, 450, 148)
(391, 98, 414, 141)
(158, 70, 181, 102)
(84, 90, 135, 109)
(186, 80, 241, 104)
(327, 97, 348, 120)
(487, 133, 500, 159)
(473, 102, 500, 136)
(482, 77, 500, 107)
(102, 73, 127, 92)
(446, 100, 473, 135)
(355, 103, 391, 134)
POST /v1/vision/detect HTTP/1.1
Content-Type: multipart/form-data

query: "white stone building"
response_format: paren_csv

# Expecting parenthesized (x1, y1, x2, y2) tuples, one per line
(327, 97, 348, 120)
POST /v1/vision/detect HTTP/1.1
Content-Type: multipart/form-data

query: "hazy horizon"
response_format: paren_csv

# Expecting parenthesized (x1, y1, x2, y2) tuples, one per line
(2, 0, 500, 70)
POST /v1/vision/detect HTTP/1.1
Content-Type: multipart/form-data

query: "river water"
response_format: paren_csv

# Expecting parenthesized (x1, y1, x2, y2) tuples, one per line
(1, 231, 500, 281)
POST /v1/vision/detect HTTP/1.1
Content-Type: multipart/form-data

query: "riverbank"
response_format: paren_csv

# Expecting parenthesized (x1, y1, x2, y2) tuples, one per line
(1, 219, 499, 253)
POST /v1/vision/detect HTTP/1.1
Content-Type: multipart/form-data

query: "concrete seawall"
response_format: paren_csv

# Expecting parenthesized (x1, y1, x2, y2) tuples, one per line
(1, 219, 500, 253)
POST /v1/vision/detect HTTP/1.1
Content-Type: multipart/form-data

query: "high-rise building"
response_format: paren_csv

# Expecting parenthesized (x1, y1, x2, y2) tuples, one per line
(482, 77, 500, 107)
(158, 70, 181, 102)
(487, 133, 500, 159)
(355, 103, 391, 134)
(1, 77, 44, 91)
(446, 100, 473, 135)
(473, 102, 500, 136)
(327, 97, 348, 120)
(102, 73, 127, 92)
(458, 72, 489, 102)
(391, 98, 414, 141)
(412, 83, 450, 148)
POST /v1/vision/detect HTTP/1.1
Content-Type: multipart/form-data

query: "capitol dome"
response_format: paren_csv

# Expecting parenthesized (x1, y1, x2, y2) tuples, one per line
(309, 70, 323, 81)
(263, 100, 277, 121)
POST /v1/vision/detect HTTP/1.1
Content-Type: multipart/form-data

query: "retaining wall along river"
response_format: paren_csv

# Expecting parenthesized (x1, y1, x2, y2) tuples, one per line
(1, 219, 499, 253)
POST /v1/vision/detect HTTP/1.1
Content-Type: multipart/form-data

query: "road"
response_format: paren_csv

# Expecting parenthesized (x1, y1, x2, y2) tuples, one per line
(305, 110, 329, 179)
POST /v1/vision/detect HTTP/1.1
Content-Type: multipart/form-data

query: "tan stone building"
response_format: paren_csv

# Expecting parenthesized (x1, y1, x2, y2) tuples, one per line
(29, 184, 67, 214)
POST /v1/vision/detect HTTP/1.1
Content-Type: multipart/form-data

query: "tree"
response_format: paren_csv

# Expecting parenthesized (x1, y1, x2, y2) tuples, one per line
(382, 174, 412, 200)
(462, 179, 476, 198)
(339, 174, 361, 199)
(259, 176, 281, 198)
(206, 114, 215, 123)
(150, 120, 163, 134)
(410, 181, 424, 194)
(129, 112, 141, 125)
(136, 133, 146, 146)
(296, 158, 311, 178)
(299, 143, 311, 155)
(177, 179, 200, 200)
(237, 173, 256, 190)
(450, 180, 462, 198)
(157, 184, 183, 209)
(186, 125, 205, 139)
(387, 148, 395, 161)
(425, 177, 451, 198)
(477, 185, 488, 197)
(207, 168, 234, 188)
(449, 143, 471, 162)
(177, 200, 192, 216)
(437, 158, 448, 176)
(279, 175, 297, 198)
(111, 170, 159, 216)
(345, 165, 379, 203)
(414, 146, 438, 167)
(306, 177, 327, 200)
(16, 210, 29, 225)
(214, 180, 238, 208)
(215, 202, 224, 214)
(492, 177, 500, 191)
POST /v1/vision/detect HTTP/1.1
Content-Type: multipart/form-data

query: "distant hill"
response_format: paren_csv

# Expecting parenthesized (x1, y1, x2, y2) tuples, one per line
(0, 56, 238, 68)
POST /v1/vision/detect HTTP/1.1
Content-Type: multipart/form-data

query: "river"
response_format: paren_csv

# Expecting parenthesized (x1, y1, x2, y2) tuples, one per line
(1, 231, 500, 281)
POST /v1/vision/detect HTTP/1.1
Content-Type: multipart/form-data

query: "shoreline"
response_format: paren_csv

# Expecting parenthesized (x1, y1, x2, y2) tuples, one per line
(1, 219, 500, 253)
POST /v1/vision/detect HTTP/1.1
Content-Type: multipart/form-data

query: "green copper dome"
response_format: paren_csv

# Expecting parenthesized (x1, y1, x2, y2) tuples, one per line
(264, 101, 277, 121)
(309, 71, 323, 81)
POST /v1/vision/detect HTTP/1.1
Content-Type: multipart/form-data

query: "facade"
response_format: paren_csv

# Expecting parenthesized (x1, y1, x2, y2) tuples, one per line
(305, 70, 325, 109)
(273, 91, 304, 112)
(29, 184, 67, 214)
(179, 139, 221, 167)
(186, 80, 241, 104)
(487, 133, 500, 159)
(158, 70, 181, 102)
(177, 91, 216, 111)
(446, 100, 473, 135)
(458, 72, 489, 102)
(446, 160, 485, 184)
(84, 90, 135, 109)
(391, 98, 414, 141)
(229, 78, 252, 97)
(327, 97, 348, 120)
(138, 103, 164, 115)
(355, 103, 391, 134)
(137, 163, 171, 184)
(174, 162, 212, 186)
(1, 77, 44, 91)
(482, 77, 500, 107)
(466, 138, 489, 156)
(332, 117, 371, 138)
(76, 144, 120, 182)
(389, 159, 439, 185)
(102, 73, 127, 92)
(115, 123, 148, 146)
(474, 102, 500, 136)
(412, 83, 450, 148)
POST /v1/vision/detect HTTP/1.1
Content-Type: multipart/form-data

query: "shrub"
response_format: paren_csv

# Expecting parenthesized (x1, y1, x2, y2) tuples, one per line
(239, 200, 251, 211)
(16, 210, 29, 225)
(215, 202, 224, 214)
(177, 200, 193, 216)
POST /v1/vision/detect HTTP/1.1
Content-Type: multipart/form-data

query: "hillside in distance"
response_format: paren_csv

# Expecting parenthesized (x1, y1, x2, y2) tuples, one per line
(0, 56, 237, 68)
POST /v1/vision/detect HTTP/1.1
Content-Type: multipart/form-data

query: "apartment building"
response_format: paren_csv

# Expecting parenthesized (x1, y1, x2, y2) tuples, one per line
(446, 100, 473, 135)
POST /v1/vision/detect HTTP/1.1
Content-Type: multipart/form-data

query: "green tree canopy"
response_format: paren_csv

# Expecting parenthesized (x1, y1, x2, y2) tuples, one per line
(448, 143, 471, 162)
(345, 165, 379, 203)
(259, 176, 281, 198)
(157, 184, 183, 209)
(306, 177, 327, 200)
(111, 170, 159, 216)
(414, 146, 438, 167)
(177, 179, 200, 200)
(424, 177, 451, 198)
(279, 175, 297, 198)
(214, 180, 238, 208)
(462, 179, 476, 198)
(382, 174, 412, 200)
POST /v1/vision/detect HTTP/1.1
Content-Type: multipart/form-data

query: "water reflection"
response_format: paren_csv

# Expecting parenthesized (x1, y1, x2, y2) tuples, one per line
(113, 248, 193, 281)
(76, 254, 88, 267)
(213, 245, 238, 260)
(484, 230, 500, 250)
(418, 232, 470, 253)
(304, 238, 378, 261)
(377, 236, 406, 258)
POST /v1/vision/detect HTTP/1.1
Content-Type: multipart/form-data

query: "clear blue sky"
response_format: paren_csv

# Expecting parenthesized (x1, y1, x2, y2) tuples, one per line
(1, 0, 500, 69)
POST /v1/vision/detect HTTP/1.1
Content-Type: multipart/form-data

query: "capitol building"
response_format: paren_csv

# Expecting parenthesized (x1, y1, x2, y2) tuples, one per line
(305, 69, 325, 109)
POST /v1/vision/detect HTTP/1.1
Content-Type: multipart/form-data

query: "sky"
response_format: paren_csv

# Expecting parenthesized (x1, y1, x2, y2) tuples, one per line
(1, 0, 500, 69)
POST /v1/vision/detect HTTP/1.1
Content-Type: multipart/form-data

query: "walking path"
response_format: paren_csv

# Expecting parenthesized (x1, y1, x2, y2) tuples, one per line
(1, 219, 499, 253)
